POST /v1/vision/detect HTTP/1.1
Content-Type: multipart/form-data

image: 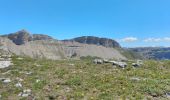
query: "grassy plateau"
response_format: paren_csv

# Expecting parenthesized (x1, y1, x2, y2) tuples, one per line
(0, 55, 170, 100)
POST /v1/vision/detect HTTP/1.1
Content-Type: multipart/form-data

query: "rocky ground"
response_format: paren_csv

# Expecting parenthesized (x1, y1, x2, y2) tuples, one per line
(0, 54, 170, 100)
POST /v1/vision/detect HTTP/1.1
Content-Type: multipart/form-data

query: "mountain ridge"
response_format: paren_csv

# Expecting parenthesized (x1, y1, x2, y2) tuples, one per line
(129, 47, 170, 60)
(2, 30, 120, 48)
(0, 30, 127, 60)
(63, 36, 120, 48)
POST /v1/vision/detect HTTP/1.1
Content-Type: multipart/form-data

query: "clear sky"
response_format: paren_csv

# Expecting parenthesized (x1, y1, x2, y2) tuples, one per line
(0, 0, 170, 47)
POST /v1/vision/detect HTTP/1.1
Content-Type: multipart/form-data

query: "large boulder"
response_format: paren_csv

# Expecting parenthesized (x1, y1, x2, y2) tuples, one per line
(112, 61, 127, 68)
(93, 59, 103, 64)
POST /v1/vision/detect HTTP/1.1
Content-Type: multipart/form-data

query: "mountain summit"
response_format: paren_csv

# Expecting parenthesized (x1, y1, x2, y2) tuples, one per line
(2, 29, 53, 45)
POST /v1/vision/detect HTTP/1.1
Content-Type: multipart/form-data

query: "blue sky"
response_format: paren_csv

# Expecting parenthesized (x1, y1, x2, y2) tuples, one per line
(0, 0, 170, 47)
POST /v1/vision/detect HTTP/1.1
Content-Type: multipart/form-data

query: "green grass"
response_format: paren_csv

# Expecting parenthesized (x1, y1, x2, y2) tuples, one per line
(0, 55, 170, 99)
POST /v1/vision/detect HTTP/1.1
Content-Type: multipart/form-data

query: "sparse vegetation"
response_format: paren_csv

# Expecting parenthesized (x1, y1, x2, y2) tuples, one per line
(0, 55, 170, 99)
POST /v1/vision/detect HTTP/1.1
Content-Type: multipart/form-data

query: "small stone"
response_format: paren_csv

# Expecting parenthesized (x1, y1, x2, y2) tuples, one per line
(35, 64, 41, 67)
(16, 77, 24, 82)
(1, 78, 11, 83)
(18, 92, 30, 97)
(23, 89, 31, 93)
(15, 82, 22, 88)
(130, 77, 140, 81)
(166, 92, 170, 98)
(93, 59, 103, 64)
(22, 93, 29, 97)
(17, 57, 23, 60)
(65, 87, 71, 92)
(25, 72, 33, 75)
(18, 89, 32, 97)
(69, 64, 74, 66)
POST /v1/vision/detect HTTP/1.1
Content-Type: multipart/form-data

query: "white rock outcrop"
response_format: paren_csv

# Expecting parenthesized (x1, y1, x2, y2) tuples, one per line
(0, 61, 13, 69)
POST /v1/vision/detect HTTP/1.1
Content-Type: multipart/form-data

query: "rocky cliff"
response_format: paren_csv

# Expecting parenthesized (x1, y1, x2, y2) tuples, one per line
(64, 36, 120, 48)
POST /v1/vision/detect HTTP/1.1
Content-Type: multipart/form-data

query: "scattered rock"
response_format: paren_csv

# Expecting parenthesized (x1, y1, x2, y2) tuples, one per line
(23, 89, 31, 93)
(112, 61, 127, 68)
(25, 72, 33, 75)
(93, 59, 103, 64)
(16, 77, 24, 82)
(3, 78, 11, 83)
(132, 60, 143, 68)
(103, 59, 110, 63)
(65, 87, 71, 93)
(15, 82, 22, 88)
(0, 61, 13, 69)
(18, 89, 32, 97)
(69, 64, 75, 66)
(166, 92, 170, 98)
(17, 57, 23, 60)
(18, 93, 29, 97)
(34, 64, 41, 67)
(130, 77, 141, 81)
(0, 78, 11, 83)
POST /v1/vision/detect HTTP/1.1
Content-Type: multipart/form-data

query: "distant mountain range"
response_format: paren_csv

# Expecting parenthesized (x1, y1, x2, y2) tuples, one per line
(0, 30, 126, 60)
(128, 47, 170, 60)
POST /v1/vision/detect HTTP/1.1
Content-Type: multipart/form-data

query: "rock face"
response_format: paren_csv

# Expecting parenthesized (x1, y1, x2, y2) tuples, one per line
(0, 30, 127, 60)
(64, 36, 120, 48)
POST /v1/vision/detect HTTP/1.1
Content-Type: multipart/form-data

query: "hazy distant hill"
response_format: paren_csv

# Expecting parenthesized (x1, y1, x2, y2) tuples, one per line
(129, 47, 170, 60)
